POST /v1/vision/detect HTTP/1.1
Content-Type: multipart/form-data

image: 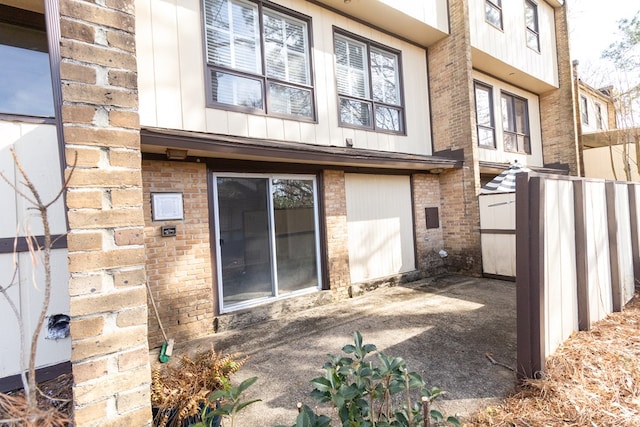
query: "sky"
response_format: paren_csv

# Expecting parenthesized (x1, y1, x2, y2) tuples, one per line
(568, 0, 639, 85)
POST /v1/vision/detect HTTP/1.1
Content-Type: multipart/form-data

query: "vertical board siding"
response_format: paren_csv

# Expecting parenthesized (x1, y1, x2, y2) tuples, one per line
(517, 174, 640, 378)
(584, 181, 613, 323)
(543, 179, 577, 359)
(135, 0, 432, 154)
(0, 121, 70, 379)
(468, 0, 559, 87)
(614, 183, 635, 304)
(345, 174, 415, 283)
(479, 193, 516, 277)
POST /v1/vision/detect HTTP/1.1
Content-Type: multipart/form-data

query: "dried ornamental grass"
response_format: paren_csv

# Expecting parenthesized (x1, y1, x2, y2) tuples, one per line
(471, 295, 640, 426)
(150, 346, 248, 427)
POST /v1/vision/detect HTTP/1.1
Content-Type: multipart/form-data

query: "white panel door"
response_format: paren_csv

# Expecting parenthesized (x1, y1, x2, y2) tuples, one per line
(345, 174, 415, 283)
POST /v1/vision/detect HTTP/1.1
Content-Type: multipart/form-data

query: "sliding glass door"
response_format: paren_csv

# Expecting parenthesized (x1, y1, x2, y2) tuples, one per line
(213, 174, 320, 311)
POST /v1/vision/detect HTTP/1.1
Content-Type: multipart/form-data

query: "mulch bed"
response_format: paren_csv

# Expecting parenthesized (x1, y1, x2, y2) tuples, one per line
(469, 293, 640, 426)
(3, 295, 640, 426)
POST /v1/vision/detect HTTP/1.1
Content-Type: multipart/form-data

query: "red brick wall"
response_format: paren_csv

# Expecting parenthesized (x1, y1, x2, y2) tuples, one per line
(412, 174, 446, 275)
(427, 0, 482, 274)
(322, 170, 351, 298)
(540, 4, 580, 176)
(142, 160, 215, 347)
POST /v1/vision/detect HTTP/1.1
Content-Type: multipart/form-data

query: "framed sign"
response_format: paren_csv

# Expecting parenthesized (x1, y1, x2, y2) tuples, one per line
(151, 192, 184, 221)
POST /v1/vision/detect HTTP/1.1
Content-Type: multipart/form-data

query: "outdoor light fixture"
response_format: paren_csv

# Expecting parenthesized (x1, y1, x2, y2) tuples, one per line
(166, 148, 188, 160)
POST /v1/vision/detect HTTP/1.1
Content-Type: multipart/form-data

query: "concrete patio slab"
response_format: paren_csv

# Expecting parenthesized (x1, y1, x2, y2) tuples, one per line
(168, 275, 517, 426)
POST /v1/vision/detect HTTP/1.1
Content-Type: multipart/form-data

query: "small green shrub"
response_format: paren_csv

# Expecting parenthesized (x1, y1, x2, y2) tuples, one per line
(279, 332, 460, 427)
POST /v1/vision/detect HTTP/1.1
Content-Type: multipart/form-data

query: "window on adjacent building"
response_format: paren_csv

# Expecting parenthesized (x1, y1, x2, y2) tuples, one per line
(501, 92, 530, 154)
(485, 0, 503, 30)
(580, 95, 589, 125)
(474, 82, 496, 148)
(203, 0, 314, 119)
(525, 0, 540, 52)
(334, 30, 404, 133)
(595, 103, 603, 129)
(0, 6, 54, 118)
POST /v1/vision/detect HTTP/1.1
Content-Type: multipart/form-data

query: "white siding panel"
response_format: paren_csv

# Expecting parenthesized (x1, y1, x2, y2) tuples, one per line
(13, 124, 66, 236)
(135, 0, 158, 127)
(247, 115, 268, 140)
(137, 0, 432, 155)
(479, 193, 516, 229)
(19, 249, 71, 372)
(177, 0, 207, 131)
(345, 174, 415, 283)
(480, 234, 516, 277)
(614, 183, 635, 304)
(585, 182, 612, 323)
(0, 253, 22, 377)
(151, 0, 184, 129)
(469, 0, 559, 87)
(205, 108, 230, 135)
(544, 180, 577, 359)
(0, 121, 18, 238)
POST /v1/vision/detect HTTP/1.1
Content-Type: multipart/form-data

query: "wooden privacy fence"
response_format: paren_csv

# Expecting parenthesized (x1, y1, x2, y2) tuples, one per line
(516, 173, 639, 379)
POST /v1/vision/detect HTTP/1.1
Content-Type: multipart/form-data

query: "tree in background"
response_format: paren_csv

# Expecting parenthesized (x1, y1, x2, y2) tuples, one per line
(600, 11, 640, 180)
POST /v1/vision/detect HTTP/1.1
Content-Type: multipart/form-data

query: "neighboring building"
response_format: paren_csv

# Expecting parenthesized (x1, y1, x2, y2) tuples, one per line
(575, 62, 640, 181)
(0, 0, 578, 425)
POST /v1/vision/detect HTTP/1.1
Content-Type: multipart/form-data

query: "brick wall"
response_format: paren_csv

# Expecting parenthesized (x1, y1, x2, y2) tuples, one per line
(322, 170, 351, 298)
(412, 174, 446, 275)
(427, 0, 482, 274)
(60, 0, 152, 425)
(142, 160, 215, 347)
(540, 4, 580, 176)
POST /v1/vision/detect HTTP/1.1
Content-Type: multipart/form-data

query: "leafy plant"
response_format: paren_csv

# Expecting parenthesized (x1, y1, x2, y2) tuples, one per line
(282, 332, 460, 427)
(150, 346, 248, 427)
(193, 376, 261, 427)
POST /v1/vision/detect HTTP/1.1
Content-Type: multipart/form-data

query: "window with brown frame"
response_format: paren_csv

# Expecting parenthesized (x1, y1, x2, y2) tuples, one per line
(525, 0, 540, 52)
(0, 5, 54, 118)
(334, 30, 405, 134)
(485, 0, 503, 30)
(203, 0, 314, 120)
(474, 81, 496, 148)
(501, 92, 530, 154)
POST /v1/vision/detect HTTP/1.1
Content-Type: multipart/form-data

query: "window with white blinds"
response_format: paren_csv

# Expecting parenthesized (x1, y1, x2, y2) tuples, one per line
(203, 0, 314, 119)
(334, 31, 404, 133)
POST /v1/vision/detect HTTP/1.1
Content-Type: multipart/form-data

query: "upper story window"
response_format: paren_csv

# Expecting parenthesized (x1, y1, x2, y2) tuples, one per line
(0, 6, 54, 118)
(525, 0, 540, 52)
(501, 92, 530, 154)
(485, 0, 503, 30)
(580, 95, 589, 125)
(595, 103, 603, 129)
(203, 0, 314, 120)
(474, 81, 496, 148)
(334, 30, 404, 134)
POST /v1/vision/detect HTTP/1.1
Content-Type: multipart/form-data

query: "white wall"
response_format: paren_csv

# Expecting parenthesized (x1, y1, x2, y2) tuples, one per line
(345, 174, 415, 283)
(135, 0, 433, 156)
(469, 0, 559, 91)
(583, 144, 640, 181)
(584, 181, 613, 324)
(479, 193, 516, 277)
(543, 179, 578, 359)
(0, 120, 70, 379)
(474, 71, 544, 167)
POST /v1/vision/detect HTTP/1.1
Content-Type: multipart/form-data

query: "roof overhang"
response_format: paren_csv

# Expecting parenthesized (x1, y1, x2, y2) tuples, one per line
(141, 127, 462, 172)
(307, 0, 449, 48)
(583, 128, 640, 148)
